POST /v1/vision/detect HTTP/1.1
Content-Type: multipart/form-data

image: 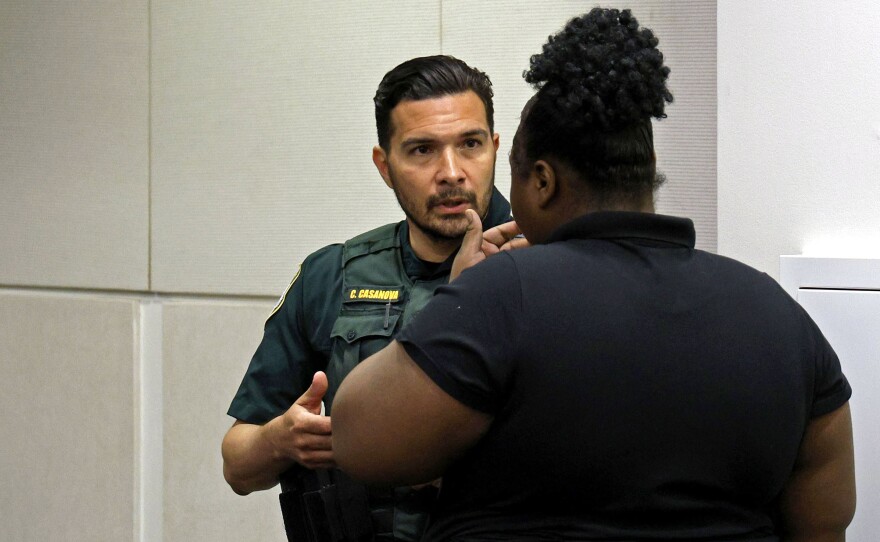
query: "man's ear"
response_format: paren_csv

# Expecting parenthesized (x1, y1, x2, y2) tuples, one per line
(372, 146, 393, 189)
(533, 159, 557, 209)
(492, 133, 500, 152)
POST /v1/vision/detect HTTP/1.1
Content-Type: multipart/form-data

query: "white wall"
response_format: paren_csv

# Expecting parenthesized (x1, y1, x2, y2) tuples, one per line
(718, 1, 880, 276)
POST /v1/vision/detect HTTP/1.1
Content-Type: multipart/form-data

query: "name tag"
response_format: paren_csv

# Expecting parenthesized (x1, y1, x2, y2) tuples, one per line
(344, 287, 404, 303)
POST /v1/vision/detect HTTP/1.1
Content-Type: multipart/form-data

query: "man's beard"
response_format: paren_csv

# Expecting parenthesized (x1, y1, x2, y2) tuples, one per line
(389, 170, 494, 243)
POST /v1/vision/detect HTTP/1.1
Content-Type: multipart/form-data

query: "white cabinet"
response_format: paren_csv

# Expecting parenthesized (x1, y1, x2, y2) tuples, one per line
(780, 256, 880, 541)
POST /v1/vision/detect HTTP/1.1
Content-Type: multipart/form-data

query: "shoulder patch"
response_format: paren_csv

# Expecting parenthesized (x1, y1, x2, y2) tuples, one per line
(268, 265, 302, 320)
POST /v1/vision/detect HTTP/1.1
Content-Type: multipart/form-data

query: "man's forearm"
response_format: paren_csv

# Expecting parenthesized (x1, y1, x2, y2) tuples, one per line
(221, 419, 295, 495)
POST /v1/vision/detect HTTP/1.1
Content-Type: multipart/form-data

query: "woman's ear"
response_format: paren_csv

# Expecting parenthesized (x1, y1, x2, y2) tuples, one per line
(533, 160, 558, 209)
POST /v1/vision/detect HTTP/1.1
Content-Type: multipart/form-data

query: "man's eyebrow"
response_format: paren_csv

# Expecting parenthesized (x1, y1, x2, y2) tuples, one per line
(400, 129, 490, 148)
(461, 129, 490, 139)
(400, 137, 436, 148)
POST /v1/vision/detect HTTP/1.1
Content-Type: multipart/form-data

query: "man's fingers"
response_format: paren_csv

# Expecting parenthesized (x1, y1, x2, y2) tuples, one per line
(296, 412, 332, 435)
(294, 432, 334, 451)
(297, 450, 337, 470)
(297, 449, 333, 466)
(295, 371, 328, 414)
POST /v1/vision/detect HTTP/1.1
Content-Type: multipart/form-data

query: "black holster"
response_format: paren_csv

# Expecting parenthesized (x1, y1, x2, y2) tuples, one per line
(279, 467, 374, 542)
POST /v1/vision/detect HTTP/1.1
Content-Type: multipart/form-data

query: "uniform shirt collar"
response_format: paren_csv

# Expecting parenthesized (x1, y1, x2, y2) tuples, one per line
(400, 186, 512, 280)
(545, 211, 696, 248)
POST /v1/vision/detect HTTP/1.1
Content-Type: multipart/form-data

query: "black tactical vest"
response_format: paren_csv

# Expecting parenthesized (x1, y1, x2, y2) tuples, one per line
(323, 222, 448, 411)
(280, 223, 445, 542)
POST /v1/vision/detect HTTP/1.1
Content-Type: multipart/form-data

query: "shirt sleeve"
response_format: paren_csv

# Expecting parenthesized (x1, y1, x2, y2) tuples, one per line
(807, 314, 852, 418)
(227, 247, 341, 424)
(396, 253, 524, 414)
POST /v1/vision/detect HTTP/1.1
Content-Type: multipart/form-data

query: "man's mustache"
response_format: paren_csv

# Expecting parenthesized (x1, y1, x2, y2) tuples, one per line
(427, 188, 477, 209)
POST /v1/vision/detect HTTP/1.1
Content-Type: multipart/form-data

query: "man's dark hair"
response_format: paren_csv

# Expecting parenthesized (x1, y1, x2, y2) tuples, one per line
(516, 8, 673, 207)
(374, 55, 494, 150)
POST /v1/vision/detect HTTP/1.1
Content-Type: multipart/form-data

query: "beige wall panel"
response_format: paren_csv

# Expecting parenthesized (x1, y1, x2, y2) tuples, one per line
(634, 1, 716, 252)
(442, 1, 717, 251)
(0, 1, 150, 290)
(162, 300, 284, 541)
(152, 1, 442, 296)
(440, 0, 586, 212)
(0, 291, 137, 541)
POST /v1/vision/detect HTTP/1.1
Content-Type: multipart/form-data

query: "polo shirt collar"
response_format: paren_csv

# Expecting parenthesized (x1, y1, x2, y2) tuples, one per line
(545, 211, 695, 248)
(482, 185, 514, 231)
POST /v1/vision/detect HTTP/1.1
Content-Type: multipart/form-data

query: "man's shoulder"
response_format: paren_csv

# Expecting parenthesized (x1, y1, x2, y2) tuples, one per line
(301, 242, 344, 274)
(299, 221, 403, 277)
(344, 222, 401, 246)
(341, 222, 402, 262)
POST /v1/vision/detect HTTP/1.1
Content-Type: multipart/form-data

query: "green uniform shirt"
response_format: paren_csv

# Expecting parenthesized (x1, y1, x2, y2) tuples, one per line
(228, 187, 511, 423)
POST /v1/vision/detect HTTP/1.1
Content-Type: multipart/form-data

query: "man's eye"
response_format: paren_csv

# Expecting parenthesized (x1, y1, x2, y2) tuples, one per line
(412, 145, 431, 155)
(463, 139, 481, 149)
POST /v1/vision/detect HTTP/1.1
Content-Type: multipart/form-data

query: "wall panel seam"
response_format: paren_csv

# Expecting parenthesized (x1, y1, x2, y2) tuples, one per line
(0, 286, 275, 303)
(439, 0, 444, 53)
(147, 0, 153, 292)
(138, 301, 163, 542)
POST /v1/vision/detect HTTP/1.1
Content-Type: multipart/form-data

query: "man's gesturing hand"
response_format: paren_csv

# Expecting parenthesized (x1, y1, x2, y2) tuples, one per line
(270, 371, 335, 469)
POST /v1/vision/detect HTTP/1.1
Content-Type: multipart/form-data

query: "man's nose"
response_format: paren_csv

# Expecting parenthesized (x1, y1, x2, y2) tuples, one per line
(437, 147, 465, 184)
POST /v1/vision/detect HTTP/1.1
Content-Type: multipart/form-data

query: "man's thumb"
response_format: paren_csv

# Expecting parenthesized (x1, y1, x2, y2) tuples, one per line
(296, 371, 328, 413)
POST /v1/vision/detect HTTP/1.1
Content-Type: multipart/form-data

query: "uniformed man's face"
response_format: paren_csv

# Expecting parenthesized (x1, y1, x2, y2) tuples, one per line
(373, 91, 499, 243)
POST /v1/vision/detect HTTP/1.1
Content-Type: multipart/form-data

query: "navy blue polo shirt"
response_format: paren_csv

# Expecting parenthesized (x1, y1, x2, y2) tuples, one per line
(398, 211, 850, 541)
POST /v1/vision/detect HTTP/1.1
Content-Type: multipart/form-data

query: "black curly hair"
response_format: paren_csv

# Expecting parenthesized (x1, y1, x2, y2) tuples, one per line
(515, 8, 673, 206)
(374, 55, 494, 151)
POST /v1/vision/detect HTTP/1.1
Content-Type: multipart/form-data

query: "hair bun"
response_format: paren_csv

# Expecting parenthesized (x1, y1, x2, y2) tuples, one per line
(525, 8, 673, 131)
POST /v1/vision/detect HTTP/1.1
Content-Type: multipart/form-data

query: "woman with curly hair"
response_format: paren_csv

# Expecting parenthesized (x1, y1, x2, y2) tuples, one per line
(333, 8, 855, 541)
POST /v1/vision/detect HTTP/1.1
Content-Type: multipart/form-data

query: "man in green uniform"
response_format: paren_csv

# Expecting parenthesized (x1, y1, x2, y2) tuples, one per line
(221, 55, 511, 542)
